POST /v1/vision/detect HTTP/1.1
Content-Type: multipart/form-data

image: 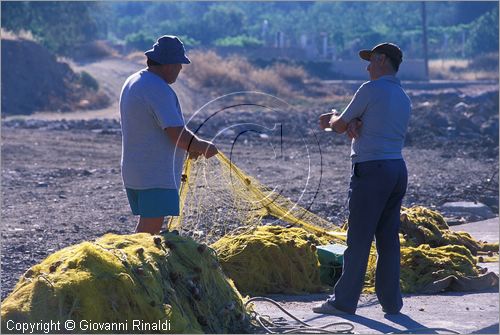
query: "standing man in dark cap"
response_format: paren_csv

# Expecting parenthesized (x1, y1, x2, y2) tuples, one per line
(120, 35, 218, 235)
(314, 43, 412, 315)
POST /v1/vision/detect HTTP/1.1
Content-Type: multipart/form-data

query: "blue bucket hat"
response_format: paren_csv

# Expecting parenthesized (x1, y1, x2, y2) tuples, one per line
(144, 35, 191, 65)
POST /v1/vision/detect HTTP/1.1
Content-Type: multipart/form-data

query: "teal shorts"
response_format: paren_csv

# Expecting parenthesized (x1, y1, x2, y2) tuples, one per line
(126, 188, 180, 218)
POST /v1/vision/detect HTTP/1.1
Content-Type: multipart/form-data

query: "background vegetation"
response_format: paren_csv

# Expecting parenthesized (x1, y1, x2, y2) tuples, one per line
(2, 1, 498, 59)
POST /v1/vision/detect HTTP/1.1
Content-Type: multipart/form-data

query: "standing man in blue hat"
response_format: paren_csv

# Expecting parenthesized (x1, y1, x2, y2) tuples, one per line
(314, 43, 412, 315)
(120, 35, 218, 235)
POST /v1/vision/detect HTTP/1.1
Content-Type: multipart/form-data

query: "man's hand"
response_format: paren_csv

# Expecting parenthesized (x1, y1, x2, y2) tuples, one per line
(189, 151, 202, 160)
(319, 109, 348, 134)
(189, 142, 217, 159)
(346, 118, 362, 139)
(203, 142, 218, 159)
(319, 112, 334, 130)
(165, 126, 218, 159)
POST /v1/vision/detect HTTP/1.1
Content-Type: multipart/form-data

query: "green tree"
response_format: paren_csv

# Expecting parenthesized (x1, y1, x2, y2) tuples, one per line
(1, 2, 101, 55)
(214, 35, 263, 48)
(201, 5, 246, 43)
(455, 1, 497, 24)
(93, 1, 498, 58)
(466, 8, 499, 55)
(125, 32, 155, 51)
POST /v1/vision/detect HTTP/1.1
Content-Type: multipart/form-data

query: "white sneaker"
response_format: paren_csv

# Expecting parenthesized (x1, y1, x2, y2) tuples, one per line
(312, 301, 349, 315)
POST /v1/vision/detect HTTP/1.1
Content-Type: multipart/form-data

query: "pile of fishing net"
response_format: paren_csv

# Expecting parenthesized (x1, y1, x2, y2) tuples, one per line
(211, 208, 498, 295)
(1, 232, 249, 333)
(212, 226, 333, 295)
(345, 206, 499, 293)
(399, 244, 497, 293)
(400, 206, 499, 255)
(177, 154, 498, 295)
(396, 206, 499, 293)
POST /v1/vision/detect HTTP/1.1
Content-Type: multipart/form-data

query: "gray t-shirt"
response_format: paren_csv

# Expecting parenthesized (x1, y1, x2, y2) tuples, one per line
(120, 69, 185, 190)
(340, 75, 411, 163)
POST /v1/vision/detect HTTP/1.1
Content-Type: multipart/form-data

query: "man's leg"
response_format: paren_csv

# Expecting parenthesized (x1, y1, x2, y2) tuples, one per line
(328, 213, 378, 314)
(374, 205, 403, 314)
(327, 161, 397, 314)
(374, 160, 407, 314)
(135, 216, 164, 234)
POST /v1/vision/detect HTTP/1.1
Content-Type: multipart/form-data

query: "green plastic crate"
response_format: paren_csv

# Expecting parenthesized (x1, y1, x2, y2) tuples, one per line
(317, 244, 347, 286)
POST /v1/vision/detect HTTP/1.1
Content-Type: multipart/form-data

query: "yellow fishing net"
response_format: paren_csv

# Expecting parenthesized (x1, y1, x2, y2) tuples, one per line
(399, 244, 478, 293)
(1, 232, 249, 334)
(400, 206, 499, 255)
(169, 153, 345, 242)
(212, 226, 332, 295)
(173, 154, 498, 295)
(2, 153, 499, 331)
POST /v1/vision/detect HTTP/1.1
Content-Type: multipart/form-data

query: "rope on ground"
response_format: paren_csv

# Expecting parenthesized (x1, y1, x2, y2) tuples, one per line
(245, 297, 462, 335)
(245, 297, 355, 334)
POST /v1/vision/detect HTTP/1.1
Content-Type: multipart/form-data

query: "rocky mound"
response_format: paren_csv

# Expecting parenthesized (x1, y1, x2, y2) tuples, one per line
(407, 90, 499, 158)
(1, 36, 109, 115)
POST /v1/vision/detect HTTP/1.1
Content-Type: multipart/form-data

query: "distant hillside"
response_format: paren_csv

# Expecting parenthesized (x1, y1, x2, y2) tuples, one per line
(1, 35, 109, 115)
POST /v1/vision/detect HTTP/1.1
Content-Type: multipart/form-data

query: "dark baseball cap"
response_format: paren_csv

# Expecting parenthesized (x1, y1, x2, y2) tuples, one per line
(144, 35, 191, 65)
(359, 42, 403, 66)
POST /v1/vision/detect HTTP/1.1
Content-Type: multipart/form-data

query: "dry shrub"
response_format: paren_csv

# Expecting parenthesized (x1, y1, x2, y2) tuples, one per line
(183, 51, 247, 92)
(134, 49, 310, 97)
(75, 40, 118, 59)
(429, 59, 468, 80)
(184, 50, 305, 97)
(224, 54, 254, 74)
(126, 51, 147, 64)
(248, 69, 291, 96)
(469, 53, 498, 71)
(429, 58, 498, 80)
(271, 63, 308, 88)
(75, 91, 109, 110)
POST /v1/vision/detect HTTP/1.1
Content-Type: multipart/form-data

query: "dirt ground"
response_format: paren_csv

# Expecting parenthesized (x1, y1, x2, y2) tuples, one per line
(1, 56, 499, 330)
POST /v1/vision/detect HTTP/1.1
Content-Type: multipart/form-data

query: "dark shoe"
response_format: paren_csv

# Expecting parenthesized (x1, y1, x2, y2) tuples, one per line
(312, 301, 348, 315)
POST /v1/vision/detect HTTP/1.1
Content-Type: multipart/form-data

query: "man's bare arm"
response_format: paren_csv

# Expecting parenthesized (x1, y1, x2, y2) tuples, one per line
(164, 126, 218, 158)
(319, 112, 334, 130)
(329, 115, 348, 134)
(320, 112, 362, 138)
(346, 118, 362, 139)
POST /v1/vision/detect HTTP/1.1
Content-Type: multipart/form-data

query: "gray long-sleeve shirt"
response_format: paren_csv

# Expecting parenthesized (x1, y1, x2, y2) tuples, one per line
(339, 75, 412, 163)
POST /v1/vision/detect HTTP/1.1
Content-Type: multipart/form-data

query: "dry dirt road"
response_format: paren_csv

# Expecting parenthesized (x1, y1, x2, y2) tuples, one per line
(3, 57, 197, 121)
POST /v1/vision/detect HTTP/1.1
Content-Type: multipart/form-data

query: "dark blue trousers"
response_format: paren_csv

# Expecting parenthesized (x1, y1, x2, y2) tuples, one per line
(328, 159, 407, 314)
